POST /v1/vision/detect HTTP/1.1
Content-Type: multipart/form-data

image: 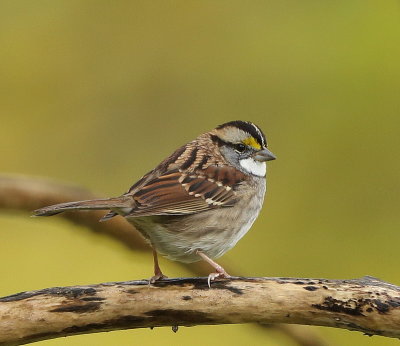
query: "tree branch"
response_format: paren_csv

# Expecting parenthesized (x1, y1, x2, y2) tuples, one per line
(1, 276, 399, 345)
(0, 174, 359, 346)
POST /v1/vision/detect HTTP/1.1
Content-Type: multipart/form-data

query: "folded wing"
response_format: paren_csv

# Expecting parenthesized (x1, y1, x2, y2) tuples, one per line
(126, 166, 247, 217)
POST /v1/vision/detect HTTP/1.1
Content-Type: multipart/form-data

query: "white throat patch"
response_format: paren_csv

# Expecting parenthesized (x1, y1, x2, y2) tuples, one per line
(239, 158, 266, 177)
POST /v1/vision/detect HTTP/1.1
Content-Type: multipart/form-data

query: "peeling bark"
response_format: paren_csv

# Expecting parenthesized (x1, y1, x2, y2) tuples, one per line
(0, 175, 330, 346)
(0, 276, 399, 345)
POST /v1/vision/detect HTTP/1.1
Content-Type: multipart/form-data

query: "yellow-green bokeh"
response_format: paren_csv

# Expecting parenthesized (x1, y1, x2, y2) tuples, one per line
(1, 1, 400, 345)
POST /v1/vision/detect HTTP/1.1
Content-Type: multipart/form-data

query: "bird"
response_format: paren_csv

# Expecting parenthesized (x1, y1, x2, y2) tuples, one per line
(34, 120, 276, 285)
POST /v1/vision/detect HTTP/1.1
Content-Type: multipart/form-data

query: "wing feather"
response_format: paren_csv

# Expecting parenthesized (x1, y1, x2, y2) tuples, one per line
(126, 165, 246, 217)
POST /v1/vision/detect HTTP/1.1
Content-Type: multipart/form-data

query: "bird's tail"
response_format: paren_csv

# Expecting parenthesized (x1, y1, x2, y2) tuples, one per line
(33, 196, 132, 217)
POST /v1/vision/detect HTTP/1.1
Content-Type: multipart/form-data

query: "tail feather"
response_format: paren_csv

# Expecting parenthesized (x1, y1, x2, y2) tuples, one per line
(99, 210, 118, 222)
(33, 196, 132, 217)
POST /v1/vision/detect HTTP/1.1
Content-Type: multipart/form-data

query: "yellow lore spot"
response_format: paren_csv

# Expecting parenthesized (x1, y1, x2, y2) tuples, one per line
(242, 137, 261, 150)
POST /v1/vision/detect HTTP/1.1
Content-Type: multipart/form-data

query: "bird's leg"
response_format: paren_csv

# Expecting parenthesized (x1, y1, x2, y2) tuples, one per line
(196, 250, 230, 287)
(149, 249, 168, 283)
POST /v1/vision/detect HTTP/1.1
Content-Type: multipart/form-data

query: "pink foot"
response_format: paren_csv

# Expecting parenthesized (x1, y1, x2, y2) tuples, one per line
(207, 270, 231, 288)
(149, 273, 168, 284)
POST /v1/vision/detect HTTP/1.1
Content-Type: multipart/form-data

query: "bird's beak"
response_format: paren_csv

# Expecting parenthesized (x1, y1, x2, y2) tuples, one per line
(253, 148, 276, 162)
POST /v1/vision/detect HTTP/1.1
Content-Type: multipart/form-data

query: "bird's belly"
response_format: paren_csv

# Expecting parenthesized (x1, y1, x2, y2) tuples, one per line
(128, 183, 265, 263)
(130, 215, 255, 263)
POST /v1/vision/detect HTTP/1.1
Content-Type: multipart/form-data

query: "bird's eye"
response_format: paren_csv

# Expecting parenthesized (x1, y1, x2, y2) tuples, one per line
(234, 143, 246, 153)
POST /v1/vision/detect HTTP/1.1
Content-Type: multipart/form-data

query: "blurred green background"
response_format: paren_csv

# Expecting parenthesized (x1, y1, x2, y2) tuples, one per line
(1, 1, 400, 345)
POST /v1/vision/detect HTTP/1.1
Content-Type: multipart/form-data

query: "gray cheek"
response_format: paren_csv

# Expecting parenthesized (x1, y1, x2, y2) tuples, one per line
(219, 146, 240, 167)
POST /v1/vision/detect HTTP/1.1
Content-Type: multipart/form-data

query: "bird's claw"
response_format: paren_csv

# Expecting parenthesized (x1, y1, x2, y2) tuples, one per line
(207, 271, 231, 288)
(149, 273, 168, 284)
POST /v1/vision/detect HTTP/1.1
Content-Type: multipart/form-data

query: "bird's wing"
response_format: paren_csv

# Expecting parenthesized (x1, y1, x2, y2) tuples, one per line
(125, 165, 247, 217)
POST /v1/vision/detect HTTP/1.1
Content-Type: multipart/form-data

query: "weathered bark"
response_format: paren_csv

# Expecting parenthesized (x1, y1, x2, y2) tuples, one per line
(0, 174, 374, 346)
(1, 175, 331, 346)
(0, 276, 399, 346)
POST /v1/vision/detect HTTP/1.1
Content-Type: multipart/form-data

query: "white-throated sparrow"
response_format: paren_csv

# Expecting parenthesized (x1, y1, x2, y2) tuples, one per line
(34, 121, 276, 285)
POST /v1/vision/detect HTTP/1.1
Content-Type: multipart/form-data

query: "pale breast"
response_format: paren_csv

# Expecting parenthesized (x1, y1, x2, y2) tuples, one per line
(129, 177, 266, 263)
